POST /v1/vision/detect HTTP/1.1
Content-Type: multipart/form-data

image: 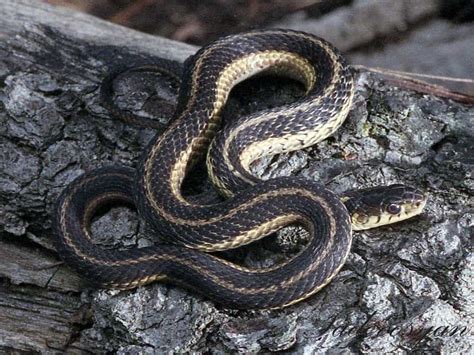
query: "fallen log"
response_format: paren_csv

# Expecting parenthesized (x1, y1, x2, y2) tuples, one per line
(0, 1, 472, 353)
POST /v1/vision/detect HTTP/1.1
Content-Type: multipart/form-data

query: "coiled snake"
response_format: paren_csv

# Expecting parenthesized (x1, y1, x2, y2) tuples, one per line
(53, 30, 426, 309)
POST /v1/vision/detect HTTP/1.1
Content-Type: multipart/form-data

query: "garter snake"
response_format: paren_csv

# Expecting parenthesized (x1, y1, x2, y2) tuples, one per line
(53, 29, 426, 309)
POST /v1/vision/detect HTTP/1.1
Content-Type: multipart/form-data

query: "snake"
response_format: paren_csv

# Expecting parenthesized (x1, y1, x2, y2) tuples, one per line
(53, 29, 427, 309)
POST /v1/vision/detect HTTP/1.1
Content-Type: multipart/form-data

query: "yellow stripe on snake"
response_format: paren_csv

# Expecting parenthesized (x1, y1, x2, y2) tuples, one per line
(53, 29, 426, 309)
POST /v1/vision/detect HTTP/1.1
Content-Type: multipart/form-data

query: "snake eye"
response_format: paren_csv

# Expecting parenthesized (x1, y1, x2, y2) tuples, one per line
(387, 203, 401, 215)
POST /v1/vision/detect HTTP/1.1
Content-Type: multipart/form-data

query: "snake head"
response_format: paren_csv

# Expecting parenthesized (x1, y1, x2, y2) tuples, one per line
(341, 184, 427, 231)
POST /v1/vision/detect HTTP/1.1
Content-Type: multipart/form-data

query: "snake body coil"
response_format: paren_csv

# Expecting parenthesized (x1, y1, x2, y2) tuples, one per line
(54, 30, 426, 309)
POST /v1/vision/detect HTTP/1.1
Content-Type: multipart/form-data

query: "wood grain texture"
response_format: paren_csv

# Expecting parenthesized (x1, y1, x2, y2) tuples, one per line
(0, 0, 196, 60)
(0, 0, 194, 352)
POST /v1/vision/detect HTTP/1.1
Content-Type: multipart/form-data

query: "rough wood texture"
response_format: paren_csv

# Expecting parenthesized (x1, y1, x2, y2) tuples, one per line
(1, 0, 472, 353)
(0, 0, 196, 59)
(0, 1, 194, 352)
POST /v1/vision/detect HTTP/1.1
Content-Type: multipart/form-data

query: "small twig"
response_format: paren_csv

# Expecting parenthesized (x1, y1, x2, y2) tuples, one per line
(289, 0, 325, 12)
(34, 261, 64, 271)
(354, 65, 474, 105)
(355, 66, 474, 83)
(108, 0, 157, 26)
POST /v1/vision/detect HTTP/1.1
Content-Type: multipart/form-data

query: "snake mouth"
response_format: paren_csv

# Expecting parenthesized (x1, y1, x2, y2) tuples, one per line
(401, 193, 427, 219)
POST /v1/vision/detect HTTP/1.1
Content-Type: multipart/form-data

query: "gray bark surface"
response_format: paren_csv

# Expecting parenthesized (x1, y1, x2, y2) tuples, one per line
(0, 0, 472, 353)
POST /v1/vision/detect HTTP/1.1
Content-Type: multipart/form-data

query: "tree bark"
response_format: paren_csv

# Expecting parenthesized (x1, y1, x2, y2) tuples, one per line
(0, 0, 472, 353)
